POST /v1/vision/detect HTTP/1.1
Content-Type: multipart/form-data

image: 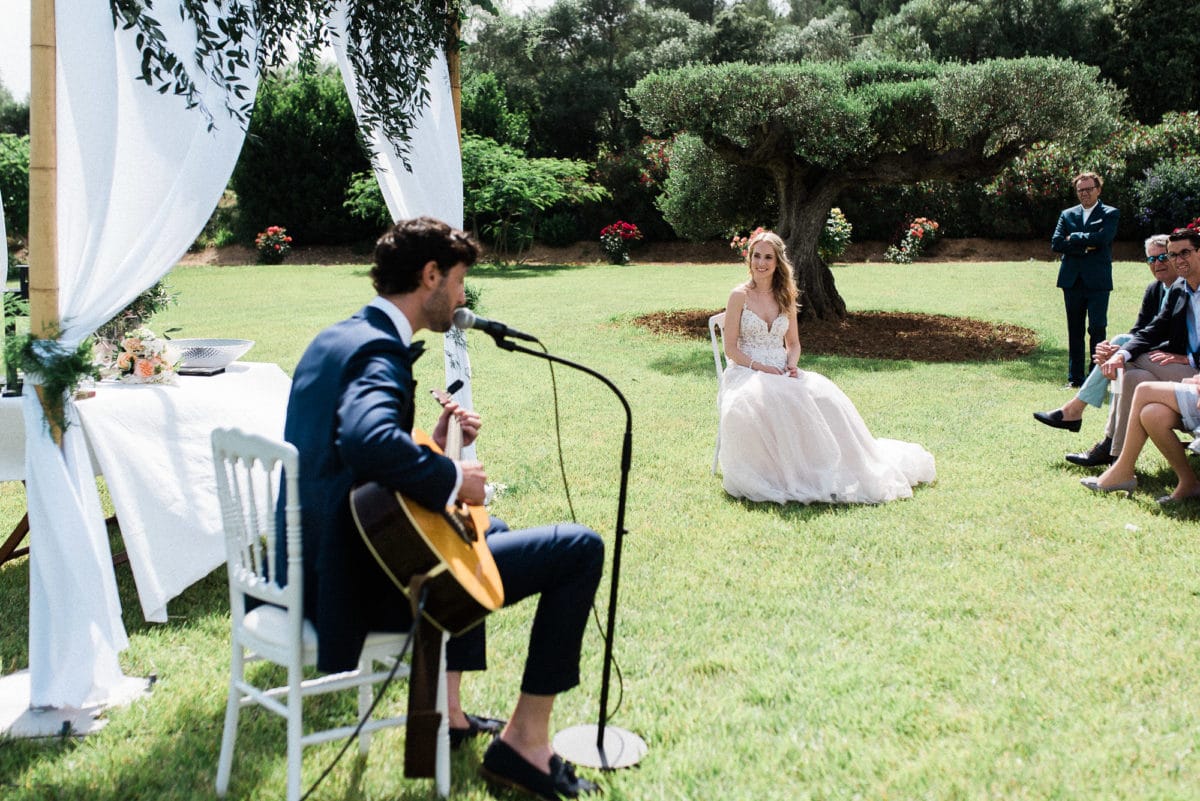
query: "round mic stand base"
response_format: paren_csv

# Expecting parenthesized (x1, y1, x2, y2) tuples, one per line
(553, 723, 647, 770)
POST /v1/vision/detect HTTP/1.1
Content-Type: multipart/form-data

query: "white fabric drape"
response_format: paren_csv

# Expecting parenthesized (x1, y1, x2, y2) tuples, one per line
(25, 0, 256, 707)
(328, 3, 475, 448)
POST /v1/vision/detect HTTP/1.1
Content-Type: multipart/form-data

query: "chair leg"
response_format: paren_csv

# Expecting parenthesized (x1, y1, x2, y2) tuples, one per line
(434, 634, 450, 798)
(215, 646, 244, 797)
(712, 429, 721, 475)
(287, 665, 305, 801)
(357, 656, 373, 756)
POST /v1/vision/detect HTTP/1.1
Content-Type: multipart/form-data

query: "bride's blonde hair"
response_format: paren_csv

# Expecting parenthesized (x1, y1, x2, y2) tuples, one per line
(744, 230, 799, 314)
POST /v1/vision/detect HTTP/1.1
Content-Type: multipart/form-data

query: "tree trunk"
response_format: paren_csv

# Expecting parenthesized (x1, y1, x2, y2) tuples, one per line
(775, 171, 845, 321)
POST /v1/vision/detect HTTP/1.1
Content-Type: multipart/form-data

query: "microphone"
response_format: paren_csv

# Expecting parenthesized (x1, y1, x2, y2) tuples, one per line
(452, 308, 539, 342)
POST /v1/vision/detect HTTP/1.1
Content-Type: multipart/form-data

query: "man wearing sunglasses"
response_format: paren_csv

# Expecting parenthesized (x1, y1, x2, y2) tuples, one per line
(1034, 235, 1175, 450)
(1052, 172, 1121, 389)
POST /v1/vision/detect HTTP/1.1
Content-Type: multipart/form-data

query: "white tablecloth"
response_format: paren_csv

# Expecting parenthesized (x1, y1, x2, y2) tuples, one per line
(2, 362, 291, 622)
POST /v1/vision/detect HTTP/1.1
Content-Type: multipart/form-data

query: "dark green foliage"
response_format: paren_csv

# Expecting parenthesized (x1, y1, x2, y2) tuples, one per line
(868, 0, 1113, 64)
(654, 135, 774, 241)
(461, 72, 529, 147)
(536, 212, 579, 246)
(1105, 0, 1200, 123)
(1133, 157, 1200, 235)
(0, 134, 29, 237)
(231, 68, 377, 245)
(0, 81, 29, 136)
(343, 171, 393, 230)
(461, 134, 608, 256)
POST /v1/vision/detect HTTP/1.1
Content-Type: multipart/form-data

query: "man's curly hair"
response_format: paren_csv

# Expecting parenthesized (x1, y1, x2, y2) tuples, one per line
(371, 217, 478, 295)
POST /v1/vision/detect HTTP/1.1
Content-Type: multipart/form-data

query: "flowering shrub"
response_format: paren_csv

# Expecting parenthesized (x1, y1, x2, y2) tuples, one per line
(1133, 156, 1200, 236)
(599, 221, 642, 264)
(729, 226, 767, 260)
(818, 208, 853, 264)
(884, 217, 939, 264)
(255, 225, 293, 264)
(99, 327, 179, 385)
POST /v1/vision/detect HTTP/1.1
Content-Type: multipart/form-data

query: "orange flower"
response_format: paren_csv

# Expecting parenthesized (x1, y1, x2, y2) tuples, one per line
(134, 358, 157, 378)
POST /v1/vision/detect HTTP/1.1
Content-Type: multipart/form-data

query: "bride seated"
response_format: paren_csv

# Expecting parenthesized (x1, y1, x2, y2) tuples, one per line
(718, 230, 936, 504)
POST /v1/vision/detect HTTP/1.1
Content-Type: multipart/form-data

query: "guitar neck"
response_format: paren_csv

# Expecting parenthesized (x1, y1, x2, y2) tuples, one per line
(432, 387, 464, 460)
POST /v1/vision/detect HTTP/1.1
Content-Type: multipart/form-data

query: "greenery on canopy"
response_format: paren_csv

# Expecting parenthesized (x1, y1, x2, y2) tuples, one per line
(108, 0, 492, 165)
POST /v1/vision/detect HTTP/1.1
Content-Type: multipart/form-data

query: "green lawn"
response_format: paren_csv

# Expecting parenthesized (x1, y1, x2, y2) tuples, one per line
(3, 255, 1199, 800)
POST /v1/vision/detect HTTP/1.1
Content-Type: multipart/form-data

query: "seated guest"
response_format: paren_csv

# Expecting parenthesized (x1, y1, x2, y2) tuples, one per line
(283, 217, 603, 799)
(1034, 234, 1174, 434)
(1057, 229, 1200, 468)
(1081, 375, 1200, 504)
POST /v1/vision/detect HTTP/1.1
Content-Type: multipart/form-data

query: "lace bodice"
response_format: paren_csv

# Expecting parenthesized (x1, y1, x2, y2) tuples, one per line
(737, 308, 788, 370)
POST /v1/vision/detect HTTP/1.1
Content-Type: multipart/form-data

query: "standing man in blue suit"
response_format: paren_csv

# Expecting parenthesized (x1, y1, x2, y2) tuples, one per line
(1052, 171, 1120, 388)
(284, 217, 602, 800)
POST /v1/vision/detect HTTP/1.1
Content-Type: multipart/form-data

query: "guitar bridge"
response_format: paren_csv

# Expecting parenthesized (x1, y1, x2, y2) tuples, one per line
(443, 506, 479, 544)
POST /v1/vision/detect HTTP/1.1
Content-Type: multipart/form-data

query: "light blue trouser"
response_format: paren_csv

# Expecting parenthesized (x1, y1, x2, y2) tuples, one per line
(1077, 332, 1132, 408)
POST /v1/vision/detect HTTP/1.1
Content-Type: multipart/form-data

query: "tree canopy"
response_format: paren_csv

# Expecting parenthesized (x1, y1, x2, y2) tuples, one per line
(631, 58, 1124, 318)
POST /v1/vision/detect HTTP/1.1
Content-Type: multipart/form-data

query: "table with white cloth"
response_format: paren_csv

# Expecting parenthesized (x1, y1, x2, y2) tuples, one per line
(0, 362, 291, 622)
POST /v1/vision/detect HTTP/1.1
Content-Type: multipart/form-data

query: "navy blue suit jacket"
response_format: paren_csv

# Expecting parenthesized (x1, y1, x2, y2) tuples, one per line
(283, 304, 458, 672)
(1128, 280, 1169, 342)
(1119, 278, 1199, 364)
(1052, 202, 1119, 291)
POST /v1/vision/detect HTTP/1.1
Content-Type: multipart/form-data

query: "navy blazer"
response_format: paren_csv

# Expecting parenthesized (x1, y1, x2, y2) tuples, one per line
(1119, 278, 1200, 364)
(283, 304, 458, 672)
(1051, 202, 1119, 291)
(1128, 280, 1169, 342)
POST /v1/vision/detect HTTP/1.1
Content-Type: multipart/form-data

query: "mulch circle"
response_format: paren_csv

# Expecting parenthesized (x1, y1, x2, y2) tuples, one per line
(633, 309, 1038, 363)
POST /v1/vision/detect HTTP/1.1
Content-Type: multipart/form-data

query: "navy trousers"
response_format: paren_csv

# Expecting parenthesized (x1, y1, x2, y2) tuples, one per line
(1063, 281, 1109, 385)
(445, 519, 604, 696)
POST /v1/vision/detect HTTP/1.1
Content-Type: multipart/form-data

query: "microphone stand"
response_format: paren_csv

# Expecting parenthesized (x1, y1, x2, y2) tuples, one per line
(484, 333, 647, 770)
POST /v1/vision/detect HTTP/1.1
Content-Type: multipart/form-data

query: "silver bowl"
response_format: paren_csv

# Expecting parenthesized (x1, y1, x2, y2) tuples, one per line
(170, 338, 255, 370)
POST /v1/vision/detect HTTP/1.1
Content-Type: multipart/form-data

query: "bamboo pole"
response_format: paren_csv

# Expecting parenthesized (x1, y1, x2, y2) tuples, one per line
(29, 0, 62, 445)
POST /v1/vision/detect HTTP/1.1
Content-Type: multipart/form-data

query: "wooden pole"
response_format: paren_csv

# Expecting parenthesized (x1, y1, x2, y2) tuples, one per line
(29, 0, 63, 445)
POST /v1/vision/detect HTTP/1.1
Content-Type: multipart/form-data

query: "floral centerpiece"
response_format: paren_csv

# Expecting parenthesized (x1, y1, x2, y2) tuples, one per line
(255, 225, 293, 265)
(99, 327, 180, 385)
(884, 216, 940, 264)
(599, 221, 642, 265)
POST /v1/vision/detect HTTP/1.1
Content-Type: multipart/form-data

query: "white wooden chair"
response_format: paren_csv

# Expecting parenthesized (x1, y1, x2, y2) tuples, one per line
(709, 312, 727, 474)
(211, 427, 449, 801)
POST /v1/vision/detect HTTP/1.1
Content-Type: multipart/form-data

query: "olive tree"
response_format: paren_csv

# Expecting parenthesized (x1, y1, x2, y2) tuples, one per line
(630, 58, 1123, 319)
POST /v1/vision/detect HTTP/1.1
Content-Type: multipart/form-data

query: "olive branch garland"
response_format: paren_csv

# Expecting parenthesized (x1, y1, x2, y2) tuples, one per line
(107, 0, 488, 167)
(4, 329, 101, 435)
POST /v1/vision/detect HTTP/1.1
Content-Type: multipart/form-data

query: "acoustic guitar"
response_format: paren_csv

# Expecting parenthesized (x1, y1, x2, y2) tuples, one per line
(350, 389, 504, 635)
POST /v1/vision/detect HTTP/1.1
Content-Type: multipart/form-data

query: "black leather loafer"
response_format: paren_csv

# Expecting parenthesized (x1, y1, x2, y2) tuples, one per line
(449, 713, 505, 750)
(1065, 438, 1114, 467)
(1033, 409, 1082, 432)
(480, 738, 598, 800)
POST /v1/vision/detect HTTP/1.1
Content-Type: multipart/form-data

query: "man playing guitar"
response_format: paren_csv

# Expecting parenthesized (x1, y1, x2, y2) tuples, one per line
(283, 216, 603, 800)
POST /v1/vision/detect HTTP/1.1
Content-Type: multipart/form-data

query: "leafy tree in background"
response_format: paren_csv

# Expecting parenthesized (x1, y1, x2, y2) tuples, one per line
(867, 0, 1113, 64)
(0, 80, 30, 137)
(0, 134, 30, 238)
(467, 0, 713, 159)
(1105, 0, 1200, 123)
(231, 68, 376, 245)
(461, 72, 530, 147)
(632, 58, 1123, 319)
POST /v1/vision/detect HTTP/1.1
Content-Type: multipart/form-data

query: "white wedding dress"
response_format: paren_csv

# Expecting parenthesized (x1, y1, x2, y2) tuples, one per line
(719, 308, 936, 504)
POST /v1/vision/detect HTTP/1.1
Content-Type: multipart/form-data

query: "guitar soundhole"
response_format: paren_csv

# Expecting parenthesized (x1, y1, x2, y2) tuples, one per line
(444, 507, 479, 544)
